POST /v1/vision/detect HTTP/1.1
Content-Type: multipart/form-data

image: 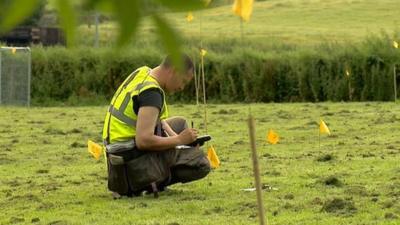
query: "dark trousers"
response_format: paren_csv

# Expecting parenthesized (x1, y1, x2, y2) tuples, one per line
(165, 116, 211, 186)
(107, 117, 211, 196)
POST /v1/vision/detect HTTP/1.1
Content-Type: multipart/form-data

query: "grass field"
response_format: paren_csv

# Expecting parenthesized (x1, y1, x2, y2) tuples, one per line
(75, 0, 400, 47)
(1, 102, 400, 224)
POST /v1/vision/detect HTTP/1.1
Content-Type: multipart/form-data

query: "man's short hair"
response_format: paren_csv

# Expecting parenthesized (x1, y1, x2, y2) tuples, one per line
(161, 54, 194, 74)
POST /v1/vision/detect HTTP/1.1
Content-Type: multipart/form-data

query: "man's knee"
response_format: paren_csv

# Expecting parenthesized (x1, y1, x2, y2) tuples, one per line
(166, 116, 188, 134)
(172, 156, 211, 183)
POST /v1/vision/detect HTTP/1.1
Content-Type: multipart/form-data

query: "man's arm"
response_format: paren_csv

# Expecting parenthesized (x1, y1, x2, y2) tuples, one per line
(135, 106, 197, 151)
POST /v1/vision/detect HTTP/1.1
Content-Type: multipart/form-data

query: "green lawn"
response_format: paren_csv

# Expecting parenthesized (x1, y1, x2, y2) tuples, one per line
(1, 102, 399, 224)
(77, 0, 400, 47)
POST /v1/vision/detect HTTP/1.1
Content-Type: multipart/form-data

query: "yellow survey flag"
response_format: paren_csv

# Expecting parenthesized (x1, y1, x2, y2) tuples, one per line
(319, 119, 331, 135)
(207, 145, 220, 169)
(394, 41, 399, 49)
(267, 129, 279, 144)
(88, 139, 103, 160)
(345, 69, 350, 77)
(232, 0, 254, 22)
(11, 48, 16, 54)
(186, 11, 194, 22)
(200, 48, 207, 57)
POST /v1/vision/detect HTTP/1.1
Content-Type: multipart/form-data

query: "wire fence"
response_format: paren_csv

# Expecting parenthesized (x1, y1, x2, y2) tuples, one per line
(0, 47, 31, 106)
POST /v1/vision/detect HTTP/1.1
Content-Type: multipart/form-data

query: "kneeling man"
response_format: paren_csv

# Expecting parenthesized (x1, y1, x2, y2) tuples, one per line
(102, 54, 210, 197)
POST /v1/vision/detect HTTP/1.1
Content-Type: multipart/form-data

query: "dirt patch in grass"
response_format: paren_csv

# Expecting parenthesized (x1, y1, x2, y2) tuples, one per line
(36, 169, 49, 174)
(36, 202, 54, 210)
(386, 145, 396, 150)
(262, 153, 275, 159)
(28, 120, 46, 124)
(321, 198, 357, 215)
(9, 217, 25, 224)
(284, 193, 294, 200)
(68, 128, 82, 134)
(42, 139, 52, 144)
(304, 121, 318, 126)
(384, 212, 398, 219)
(47, 220, 69, 225)
(382, 200, 395, 209)
(9, 193, 42, 203)
(362, 152, 375, 158)
(323, 176, 343, 187)
(345, 185, 368, 196)
(277, 111, 293, 119)
(70, 142, 86, 148)
(45, 128, 66, 135)
(311, 197, 323, 205)
(4, 179, 21, 187)
(233, 140, 245, 145)
(322, 112, 334, 116)
(316, 154, 334, 162)
(213, 109, 239, 115)
(31, 217, 40, 223)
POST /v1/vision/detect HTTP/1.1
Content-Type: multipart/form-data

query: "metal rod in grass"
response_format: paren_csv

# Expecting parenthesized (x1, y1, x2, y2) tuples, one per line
(394, 40, 399, 102)
(193, 57, 199, 106)
(248, 108, 267, 225)
(240, 17, 244, 48)
(394, 64, 397, 102)
(318, 111, 321, 152)
(201, 50, 208, 135)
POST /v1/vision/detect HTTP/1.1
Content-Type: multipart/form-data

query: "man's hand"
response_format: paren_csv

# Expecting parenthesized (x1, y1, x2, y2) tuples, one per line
(178, 128, 198, 145)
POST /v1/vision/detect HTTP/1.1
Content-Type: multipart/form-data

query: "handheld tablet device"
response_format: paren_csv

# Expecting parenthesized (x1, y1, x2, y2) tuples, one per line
(189, 135, 212, 147)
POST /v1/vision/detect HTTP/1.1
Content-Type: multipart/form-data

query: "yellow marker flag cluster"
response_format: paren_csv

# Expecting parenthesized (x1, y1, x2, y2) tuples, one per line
(207, 145, 220, 169)
(319, 119, 331, 135)
(232, 0, 254, 22)
(88, 140, 103, 160)
(186, 12, 194, 22)
(394, 41, 399, 49)
(267, 129, 279, 145)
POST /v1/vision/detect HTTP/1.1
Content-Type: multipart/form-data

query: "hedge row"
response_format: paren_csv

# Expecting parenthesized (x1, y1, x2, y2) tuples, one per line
(30, 35, 400, 105)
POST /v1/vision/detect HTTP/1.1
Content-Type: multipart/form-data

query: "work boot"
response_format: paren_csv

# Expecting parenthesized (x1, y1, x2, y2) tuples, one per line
(112, 192, 122, 199)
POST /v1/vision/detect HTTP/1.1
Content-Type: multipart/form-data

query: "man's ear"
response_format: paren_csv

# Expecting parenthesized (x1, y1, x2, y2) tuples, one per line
(166, 67, 175, 79)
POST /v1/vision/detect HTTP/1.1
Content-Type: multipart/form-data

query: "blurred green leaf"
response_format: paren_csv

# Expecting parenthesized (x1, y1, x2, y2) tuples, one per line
(82, 0, 114, 13)
(155, 0, 205, 12)
(55, 0, 77, 47)
(152, 14, 183, 71)
(113, 0, 140, 46)
(0, 0, 40, 34)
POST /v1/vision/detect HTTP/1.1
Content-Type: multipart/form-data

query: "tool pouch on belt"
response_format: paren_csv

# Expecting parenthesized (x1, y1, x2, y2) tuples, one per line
(125, 151, 174, 192)
(106, 140, 136, 195)
(106, 139, 175, 194)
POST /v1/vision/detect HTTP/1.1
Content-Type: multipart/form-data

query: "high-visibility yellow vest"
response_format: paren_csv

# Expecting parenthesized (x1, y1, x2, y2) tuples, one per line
(102, 66, 169, 144)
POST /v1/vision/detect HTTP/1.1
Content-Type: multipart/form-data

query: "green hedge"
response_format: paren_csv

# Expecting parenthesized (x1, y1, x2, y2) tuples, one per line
(31, 35, 400, 105)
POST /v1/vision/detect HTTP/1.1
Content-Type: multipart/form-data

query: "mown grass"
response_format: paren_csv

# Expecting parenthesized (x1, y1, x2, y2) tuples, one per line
(76, 0, 400, 47)
(1, 102, 399, 224)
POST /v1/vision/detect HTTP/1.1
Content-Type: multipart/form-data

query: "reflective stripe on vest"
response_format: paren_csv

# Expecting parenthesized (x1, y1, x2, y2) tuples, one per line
(107, 81, 159, 126)
(108, 105, 137, 127)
